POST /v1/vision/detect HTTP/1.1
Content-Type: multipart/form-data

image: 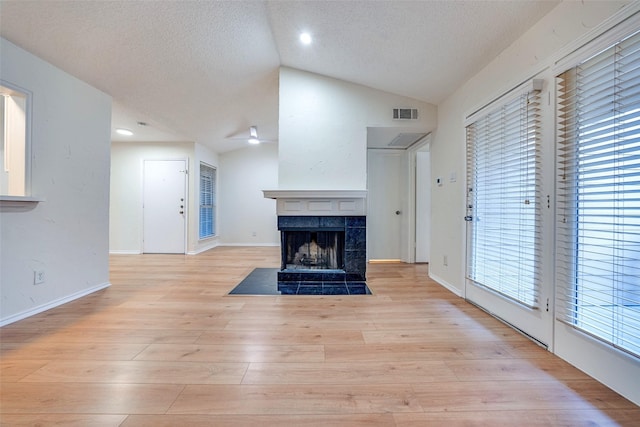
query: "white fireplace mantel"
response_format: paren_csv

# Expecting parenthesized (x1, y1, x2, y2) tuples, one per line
(263, 190, 367, 216)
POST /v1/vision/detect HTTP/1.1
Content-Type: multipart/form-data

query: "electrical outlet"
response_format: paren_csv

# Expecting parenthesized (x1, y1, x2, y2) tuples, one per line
(34, 270, 45, 285)
(443, 255, 448, 266)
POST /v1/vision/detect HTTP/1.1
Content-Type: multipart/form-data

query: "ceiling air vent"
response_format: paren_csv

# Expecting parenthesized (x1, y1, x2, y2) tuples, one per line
(393, 108, 418, 120)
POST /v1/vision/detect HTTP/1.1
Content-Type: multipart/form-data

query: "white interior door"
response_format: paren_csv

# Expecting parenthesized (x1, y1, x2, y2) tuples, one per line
(367, 149, 404, 260)
(415, 151, 431, 263)
(143, 159, 187, 254)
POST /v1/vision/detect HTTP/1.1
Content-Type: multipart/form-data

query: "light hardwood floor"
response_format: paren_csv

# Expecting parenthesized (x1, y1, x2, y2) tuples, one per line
(1, 246, 638, 426)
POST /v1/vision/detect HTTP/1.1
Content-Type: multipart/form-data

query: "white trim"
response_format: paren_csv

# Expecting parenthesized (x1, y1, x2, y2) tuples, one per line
(109, 250, 141, 255)
(555, 321, 640, 405)
(0, 79, 33, 197)
(429, 272, 463, 297)
(217, 243, 280, 247)
(0, 195, 44, 210)
(0, 282, 111, 327)
(464, 78, 544, 126)
(264, 190, 367, 217)
(553, 5, 640, 74)
(188, 240, 220, 255)
(198, 161, 217, 241)
(407, 136, 432, 264)
(0, 195, 44, 202)
(263, 190, 367, 199)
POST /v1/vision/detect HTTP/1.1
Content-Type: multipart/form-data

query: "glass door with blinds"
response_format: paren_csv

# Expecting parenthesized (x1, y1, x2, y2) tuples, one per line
(556, 29, 640, 360)
(465, 81, 553, 346)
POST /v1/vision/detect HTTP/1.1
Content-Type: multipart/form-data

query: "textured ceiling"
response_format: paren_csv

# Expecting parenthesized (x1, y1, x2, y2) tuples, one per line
(0, 0, 559, 152)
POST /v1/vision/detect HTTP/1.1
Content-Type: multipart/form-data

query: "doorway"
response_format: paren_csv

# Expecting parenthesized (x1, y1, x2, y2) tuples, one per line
(142, 159, 187, 254)
(367, 149, 405, 261)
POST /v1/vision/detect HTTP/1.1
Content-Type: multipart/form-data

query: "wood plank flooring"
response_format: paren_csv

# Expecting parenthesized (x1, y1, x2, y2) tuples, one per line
(1, 246, 638, 426)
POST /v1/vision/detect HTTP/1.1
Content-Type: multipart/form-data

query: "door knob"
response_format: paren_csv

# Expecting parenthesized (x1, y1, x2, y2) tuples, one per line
(395, 210, 401, 215)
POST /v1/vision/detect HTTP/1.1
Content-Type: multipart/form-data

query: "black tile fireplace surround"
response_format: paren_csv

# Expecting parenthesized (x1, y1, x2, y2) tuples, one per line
(277, 215, 366, 283)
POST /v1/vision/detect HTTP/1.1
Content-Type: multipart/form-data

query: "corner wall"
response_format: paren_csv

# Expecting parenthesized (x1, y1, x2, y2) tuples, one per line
(0, 38, 112, 325)
(219, 143, 279, 245)
(278, 67, 437, 190)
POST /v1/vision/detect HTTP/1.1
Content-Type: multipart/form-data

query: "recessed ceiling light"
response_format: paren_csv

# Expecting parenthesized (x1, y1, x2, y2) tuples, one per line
(116, 128, 133, 136)
(300, 32, 312, 45)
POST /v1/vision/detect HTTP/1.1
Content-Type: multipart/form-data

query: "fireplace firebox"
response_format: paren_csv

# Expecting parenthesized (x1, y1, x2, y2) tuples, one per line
(283, 231, 345, 270)
(277, 216, 366, 283)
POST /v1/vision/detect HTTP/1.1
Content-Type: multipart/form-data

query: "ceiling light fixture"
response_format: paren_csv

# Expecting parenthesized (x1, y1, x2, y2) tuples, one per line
(299, 32, 312, 45)
(248, 126, 260, 144)
(116, 128, 133, 136)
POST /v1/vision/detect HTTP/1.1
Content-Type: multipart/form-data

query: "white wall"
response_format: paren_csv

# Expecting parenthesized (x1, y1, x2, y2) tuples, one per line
(219, 143, 279, 245)
(0, 38, 112, 325)
(430, 0, 638, 404)
(278, 67, 437, 190)
(110, 138, 278, 251)
(109, 141, 198, 254)
(430, 0, 631, 294)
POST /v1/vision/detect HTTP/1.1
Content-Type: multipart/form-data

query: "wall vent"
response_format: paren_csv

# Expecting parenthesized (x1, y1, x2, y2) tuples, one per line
(393, 108, 418, 120)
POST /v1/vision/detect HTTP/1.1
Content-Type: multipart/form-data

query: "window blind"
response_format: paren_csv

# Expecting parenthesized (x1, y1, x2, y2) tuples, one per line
(465, 87, 542, 308)
(199, 163, 216, 239)
(556, 30, 640, 358)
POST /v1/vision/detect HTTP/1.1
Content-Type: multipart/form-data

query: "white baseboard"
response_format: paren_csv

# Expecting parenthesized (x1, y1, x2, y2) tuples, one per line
(188, 241, 220, 255)
(109, 250, 141, 255)
(429, 272, 463, 297)
(218, 243, 280, 247)
(0, 282, 111, 327)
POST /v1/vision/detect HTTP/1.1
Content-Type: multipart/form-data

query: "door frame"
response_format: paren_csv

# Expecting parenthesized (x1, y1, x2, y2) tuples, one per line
(405, 137, 431, 263)
(366, 136, 431, 264)
(413, 145, 431, 263)
(462, 87, 555, 347)
(141, 158, 188, 254)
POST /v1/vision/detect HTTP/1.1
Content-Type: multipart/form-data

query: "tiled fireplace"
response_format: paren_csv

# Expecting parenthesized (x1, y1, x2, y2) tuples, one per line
(263, 190, 367, 284)
(278, 215, 366, 282)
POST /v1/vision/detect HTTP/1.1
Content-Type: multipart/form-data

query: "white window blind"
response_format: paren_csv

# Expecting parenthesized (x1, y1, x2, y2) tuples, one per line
(199, 163, 216, 239)
(556, 29, 640, 358)
(465, 86, 542, 308)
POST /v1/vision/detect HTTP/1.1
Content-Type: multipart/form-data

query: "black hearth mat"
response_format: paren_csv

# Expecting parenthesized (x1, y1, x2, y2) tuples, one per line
(228, 268, 371, 295)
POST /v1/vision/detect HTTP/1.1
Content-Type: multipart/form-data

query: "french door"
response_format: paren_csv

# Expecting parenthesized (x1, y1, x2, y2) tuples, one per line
(465, 82, 553, 346)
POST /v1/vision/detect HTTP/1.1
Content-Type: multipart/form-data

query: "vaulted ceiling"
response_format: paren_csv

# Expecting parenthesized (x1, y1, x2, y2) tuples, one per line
(0, 1, 559, 152)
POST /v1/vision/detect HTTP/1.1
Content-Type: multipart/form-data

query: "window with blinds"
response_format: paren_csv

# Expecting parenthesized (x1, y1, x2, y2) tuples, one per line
(556, 30, 640, 358)
(465, 86, 542, 308)
(199, 163, 216, 239)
